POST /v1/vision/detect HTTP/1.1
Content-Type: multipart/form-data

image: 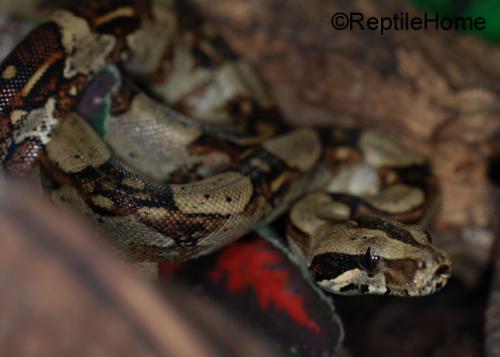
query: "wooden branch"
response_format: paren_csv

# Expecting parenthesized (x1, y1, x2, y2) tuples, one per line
(0, 180, 280, 357)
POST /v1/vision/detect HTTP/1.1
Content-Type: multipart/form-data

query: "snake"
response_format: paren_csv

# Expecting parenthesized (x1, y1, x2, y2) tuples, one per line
(0, 0, 451, 296)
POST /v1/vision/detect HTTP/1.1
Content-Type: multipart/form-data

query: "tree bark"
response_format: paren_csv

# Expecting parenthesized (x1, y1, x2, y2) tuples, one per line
(0, 180, 280, 357)
(189, 0, 500, 284)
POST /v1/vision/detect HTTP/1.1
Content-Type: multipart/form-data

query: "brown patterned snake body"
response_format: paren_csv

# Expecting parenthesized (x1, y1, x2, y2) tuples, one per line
(0, 0, 450, 296)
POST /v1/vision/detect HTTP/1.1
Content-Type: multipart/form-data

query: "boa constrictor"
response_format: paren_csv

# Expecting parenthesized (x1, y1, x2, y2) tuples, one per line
(0, 0, 451, 296)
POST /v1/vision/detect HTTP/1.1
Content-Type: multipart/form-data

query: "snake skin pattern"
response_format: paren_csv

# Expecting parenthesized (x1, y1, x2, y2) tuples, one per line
(0, 0, 451, 296)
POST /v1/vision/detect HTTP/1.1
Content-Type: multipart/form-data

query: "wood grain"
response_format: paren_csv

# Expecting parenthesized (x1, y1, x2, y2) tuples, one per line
(0, 180, 280, 357)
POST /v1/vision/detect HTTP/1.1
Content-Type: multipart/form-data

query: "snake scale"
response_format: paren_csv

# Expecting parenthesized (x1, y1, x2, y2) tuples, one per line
(0, 0, 451, 296)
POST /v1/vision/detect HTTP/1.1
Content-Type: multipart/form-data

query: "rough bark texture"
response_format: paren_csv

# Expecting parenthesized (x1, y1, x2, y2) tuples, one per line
(1, 0, 499, 355)
(188, 0, 500, 285)
(186, 0, 500, 355)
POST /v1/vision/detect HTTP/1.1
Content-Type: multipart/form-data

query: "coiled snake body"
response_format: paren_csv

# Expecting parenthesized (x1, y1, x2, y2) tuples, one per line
(0, 0, 451, 296)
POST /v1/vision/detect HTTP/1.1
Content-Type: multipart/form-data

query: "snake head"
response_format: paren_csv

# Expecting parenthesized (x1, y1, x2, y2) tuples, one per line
(308, 216, 451, 296)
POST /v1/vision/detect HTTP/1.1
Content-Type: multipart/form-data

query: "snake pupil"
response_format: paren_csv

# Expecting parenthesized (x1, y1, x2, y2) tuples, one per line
(360, 247, 380, 274)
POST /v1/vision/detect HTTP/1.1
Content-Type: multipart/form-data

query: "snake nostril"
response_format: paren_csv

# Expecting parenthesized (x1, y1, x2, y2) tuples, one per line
(434, 265, 451, 278)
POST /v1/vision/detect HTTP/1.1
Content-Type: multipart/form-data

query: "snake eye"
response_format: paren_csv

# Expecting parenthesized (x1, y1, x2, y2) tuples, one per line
(359, 247, 380, 275)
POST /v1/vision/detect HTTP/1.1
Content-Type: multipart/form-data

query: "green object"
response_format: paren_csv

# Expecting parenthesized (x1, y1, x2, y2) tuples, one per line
(412, 0, 455, 14)
(411, 0, 500, 42)
(467, 1, 500, 41)
(86, 65, 121, 138)
(93, 97, 112, 138)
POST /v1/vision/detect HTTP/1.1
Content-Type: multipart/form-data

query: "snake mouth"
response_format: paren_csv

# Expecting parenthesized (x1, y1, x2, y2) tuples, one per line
(434, 264, 451, 279)
(429, 264, 451, 291)
(396, 260, 452, 297)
